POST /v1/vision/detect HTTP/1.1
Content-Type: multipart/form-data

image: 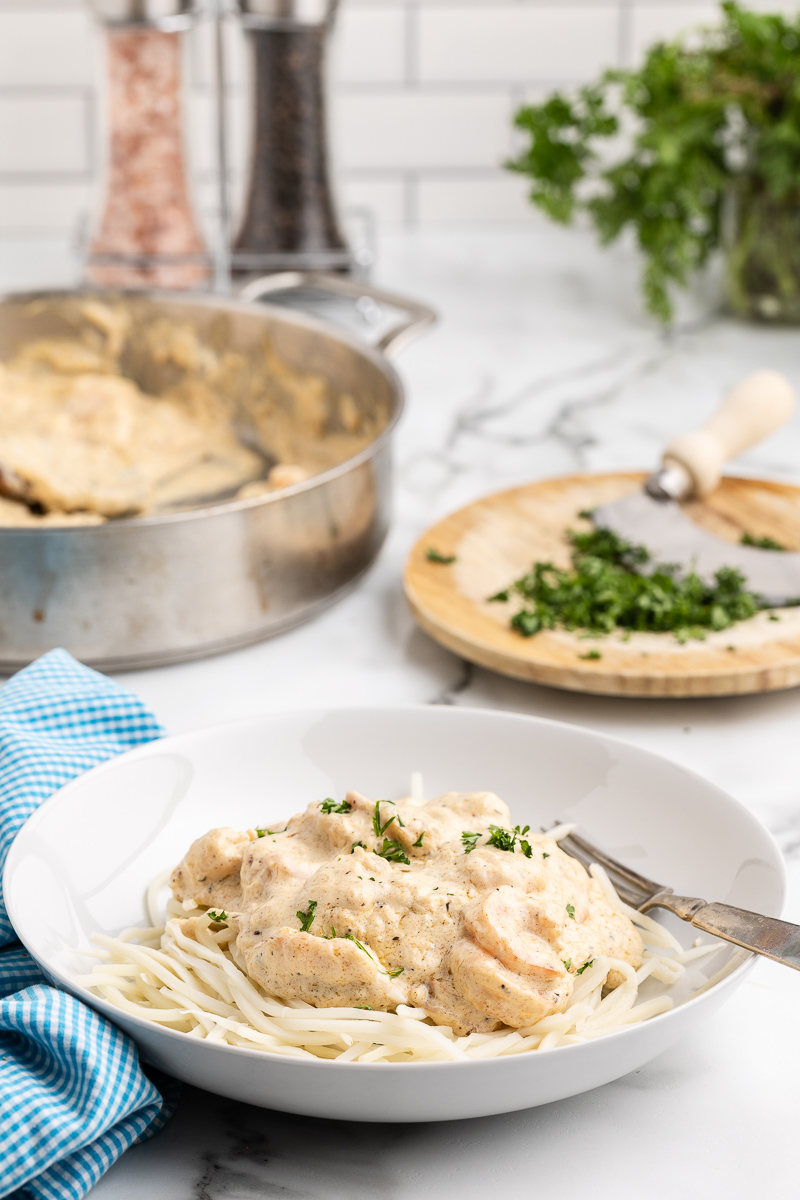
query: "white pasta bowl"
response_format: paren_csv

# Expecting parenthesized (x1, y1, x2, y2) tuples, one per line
(3, 707, 784, 1123)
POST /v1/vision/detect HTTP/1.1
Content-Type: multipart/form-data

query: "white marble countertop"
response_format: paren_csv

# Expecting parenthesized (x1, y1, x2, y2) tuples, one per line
(3, 227, 798, 1198)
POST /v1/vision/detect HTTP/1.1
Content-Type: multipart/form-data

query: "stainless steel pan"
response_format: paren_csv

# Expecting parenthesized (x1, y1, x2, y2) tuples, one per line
(0, 273, 435, 670)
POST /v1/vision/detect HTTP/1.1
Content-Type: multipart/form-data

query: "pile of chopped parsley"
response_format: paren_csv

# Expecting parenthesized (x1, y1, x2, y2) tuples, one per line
(491, 524, 779, 644)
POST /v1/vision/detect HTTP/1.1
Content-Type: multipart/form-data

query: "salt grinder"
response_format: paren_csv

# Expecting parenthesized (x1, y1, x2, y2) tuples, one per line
(232, 0, 352, 275)
(86, 0, 209, 289)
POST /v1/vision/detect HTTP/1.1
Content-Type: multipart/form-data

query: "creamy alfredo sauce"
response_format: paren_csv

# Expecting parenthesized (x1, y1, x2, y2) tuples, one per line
(171, 791, 642, 1035)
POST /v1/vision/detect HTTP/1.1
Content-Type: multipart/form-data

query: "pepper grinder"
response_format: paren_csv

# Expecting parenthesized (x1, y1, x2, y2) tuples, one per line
(86, 0, 210, 289)
(232, 0, 352, 276)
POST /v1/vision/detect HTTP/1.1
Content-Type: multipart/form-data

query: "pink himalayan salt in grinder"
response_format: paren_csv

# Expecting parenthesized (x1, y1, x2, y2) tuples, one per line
(86, 0, 209, 289)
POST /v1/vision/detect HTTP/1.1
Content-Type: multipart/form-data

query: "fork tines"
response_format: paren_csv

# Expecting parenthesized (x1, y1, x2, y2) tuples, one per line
(553, 827, 667, 909)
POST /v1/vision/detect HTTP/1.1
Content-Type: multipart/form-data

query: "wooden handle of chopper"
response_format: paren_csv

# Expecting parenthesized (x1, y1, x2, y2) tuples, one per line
(662, 370, 796, 497)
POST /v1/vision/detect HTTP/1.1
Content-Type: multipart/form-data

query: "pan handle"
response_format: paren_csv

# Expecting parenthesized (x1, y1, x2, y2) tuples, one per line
(237, 271, 437, 358)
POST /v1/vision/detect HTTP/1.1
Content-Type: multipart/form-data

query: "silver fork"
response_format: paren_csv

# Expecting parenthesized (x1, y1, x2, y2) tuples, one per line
(557, 827, 800, 971)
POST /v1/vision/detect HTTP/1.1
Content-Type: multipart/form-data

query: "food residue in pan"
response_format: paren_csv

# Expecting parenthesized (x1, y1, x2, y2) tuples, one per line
(0, 299, 381, 526)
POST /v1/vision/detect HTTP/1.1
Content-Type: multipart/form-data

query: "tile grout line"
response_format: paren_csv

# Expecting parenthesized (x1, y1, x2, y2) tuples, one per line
(404, 1, 419, 88)
(0, 0, 715, 232)
(403, 172, 418, 228)
(618, 0, 633, 69)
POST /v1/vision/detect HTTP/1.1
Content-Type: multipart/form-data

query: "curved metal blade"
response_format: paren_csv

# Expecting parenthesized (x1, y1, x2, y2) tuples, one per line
(593, 491, 800, 606)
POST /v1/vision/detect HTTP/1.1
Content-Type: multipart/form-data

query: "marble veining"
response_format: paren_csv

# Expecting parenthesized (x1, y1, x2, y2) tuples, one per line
(190, 1101, 407, 1199)
(430, 658, 474, 707)
(3, 227, 797, 1199)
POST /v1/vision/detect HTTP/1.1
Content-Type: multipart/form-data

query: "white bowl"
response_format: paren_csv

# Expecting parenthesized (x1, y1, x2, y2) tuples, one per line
(3, 707, 784, 1123)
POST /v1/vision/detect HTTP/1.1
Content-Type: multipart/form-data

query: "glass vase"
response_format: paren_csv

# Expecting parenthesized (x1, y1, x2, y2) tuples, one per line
(724, 182, 800, 324)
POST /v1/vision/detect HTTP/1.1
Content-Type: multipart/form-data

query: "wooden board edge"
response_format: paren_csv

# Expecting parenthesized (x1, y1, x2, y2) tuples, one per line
(405, 590, 800, 697)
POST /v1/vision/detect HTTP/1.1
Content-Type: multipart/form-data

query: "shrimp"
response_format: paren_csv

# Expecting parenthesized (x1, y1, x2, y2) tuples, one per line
(463, 886, 566, 979)
(448, 937, 572, 1028)
(243, 927, 408, 1012)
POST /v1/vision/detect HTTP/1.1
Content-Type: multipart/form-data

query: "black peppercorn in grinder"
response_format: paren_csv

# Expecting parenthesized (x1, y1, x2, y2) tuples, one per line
(232, 0, 352, 276)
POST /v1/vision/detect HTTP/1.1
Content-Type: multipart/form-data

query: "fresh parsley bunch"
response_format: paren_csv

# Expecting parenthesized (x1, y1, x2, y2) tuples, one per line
(507, 2, 800, 321)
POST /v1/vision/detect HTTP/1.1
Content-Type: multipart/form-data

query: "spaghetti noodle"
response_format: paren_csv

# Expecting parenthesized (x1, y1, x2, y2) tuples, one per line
(77, 826, 721, 1063)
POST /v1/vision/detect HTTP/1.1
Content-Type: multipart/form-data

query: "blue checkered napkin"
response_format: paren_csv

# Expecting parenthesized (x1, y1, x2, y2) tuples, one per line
(0, 648, 163, 945)
(0, 649, 176, 1200)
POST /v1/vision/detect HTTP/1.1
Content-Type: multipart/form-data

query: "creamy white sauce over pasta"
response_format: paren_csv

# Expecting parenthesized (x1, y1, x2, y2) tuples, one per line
(77, 805, 722, 1063)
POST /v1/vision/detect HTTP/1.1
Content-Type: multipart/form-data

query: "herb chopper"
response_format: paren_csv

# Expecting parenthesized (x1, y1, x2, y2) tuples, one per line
(405, 368, 800, 698)
(592, 370, 800, 605)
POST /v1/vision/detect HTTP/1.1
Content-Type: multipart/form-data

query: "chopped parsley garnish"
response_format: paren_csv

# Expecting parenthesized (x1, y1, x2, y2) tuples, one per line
(320, 797, 352, 814)
(375, 838, 410, 865)
(373, 800, 401, 838)
(426, 547, 456, 564)
(255, 828, 267, 838)
(487, 825, 516, 852)
(496, 524, 777, 642)
(579, 649, 602, 661)
(351, 841, 367, 853)
(741, 532, 784, 551)
(296, 900, 317, 932)
(542, 852, 550, 859)
(566, 903, 576, 920)
(486, 824, 531, 854)
(207, 910, 228, 923)
(488, 589, 510, 602)
(355, 1005, 372, 1010)
(413, 830, 426, 847)
(461, 831, 481, 854)
(563, 957, 572, 971)
(344, 933, 371, 957)
(386, 966, 405, 978)
(576, 958, 594, 975)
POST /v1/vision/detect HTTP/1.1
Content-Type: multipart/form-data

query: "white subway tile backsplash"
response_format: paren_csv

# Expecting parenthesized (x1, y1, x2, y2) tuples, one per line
(419, 5, 621, 83)
(0, 1, 749, 231)
(340, 176, 407, 225)
(0, 181, 89, 232)
(336, 90, 514, 170)
(334, 6, 407, 84)
(745, 0, 800, 12)
(188, 88, 250, 178)
(0, 94, 89, 174)
(189, 17, 250, 91)
(0, 0, 83, 9)
(0, 11, 95, 86)
(628, 4, 720, 62)
(418, 174, 544, 223)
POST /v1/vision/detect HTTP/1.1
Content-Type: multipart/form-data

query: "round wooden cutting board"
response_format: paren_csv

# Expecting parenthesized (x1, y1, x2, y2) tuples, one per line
(404, 472, 800, 698)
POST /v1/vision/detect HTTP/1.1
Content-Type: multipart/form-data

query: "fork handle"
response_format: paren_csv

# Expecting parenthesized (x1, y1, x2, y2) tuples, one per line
(645, 893, 800, 971)
(690, 902, 800, 969)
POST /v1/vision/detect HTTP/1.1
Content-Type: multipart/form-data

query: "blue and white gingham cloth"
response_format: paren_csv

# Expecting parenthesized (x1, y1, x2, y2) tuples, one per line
(0, 650, 177, 1200)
